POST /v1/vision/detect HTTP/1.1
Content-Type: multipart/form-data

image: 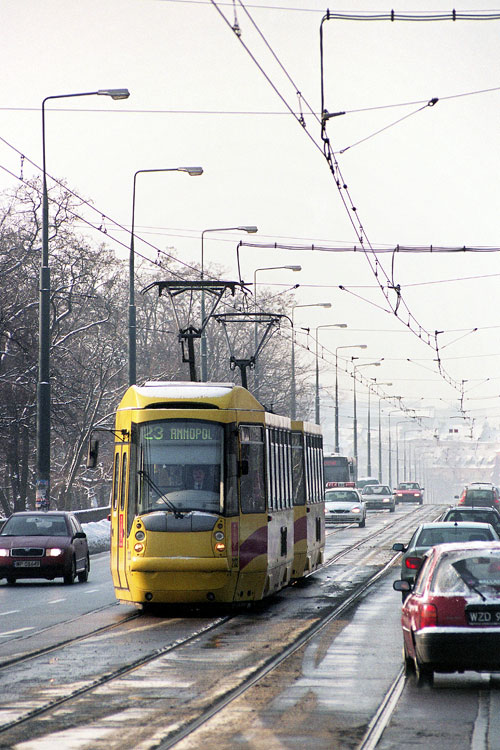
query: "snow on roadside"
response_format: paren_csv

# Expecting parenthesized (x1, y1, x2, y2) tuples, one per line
(82, 518, 110, 554)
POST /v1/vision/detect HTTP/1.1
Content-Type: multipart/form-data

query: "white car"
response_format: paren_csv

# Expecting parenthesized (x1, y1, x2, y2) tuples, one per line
(325, 488, 366, 528)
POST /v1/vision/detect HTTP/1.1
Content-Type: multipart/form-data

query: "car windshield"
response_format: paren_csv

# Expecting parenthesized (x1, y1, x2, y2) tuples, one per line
(432, 550, 500, 596)
(466, 489, 495, 503)
(1, 516, 68, 536)
(416, 526, 495, 547)
(325, 491, 359, 502)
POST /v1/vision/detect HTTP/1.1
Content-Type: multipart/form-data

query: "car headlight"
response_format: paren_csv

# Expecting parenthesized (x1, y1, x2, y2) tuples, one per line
(351, 506, 361, 513)
(0, 548, 10, 557)
(46, 548, 63, 557)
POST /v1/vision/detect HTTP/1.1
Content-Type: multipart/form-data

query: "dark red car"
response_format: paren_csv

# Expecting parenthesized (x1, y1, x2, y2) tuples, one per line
(394, 541, 500, 686)
(0, 511, 89, 585)
(394, 481, 424, 505)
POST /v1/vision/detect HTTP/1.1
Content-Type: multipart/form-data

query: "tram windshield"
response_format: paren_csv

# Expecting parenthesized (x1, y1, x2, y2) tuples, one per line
(138, 420, 223, 515)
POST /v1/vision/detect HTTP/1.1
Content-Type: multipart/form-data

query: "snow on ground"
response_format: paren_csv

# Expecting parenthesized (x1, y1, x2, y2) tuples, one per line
(82, 519, 110, 554)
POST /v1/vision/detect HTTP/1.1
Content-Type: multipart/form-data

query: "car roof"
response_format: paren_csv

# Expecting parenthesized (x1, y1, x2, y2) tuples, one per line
(419, 521, 494, 530)
(8, 511, 73, 518)
(426, 540, 500, 556)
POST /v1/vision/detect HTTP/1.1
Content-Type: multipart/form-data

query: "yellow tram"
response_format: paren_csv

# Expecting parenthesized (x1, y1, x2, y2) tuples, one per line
(108, 382, 324, 605)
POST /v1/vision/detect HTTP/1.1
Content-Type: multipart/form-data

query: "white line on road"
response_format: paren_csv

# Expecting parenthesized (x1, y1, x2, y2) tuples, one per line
(0, 627, 35, 637)
(0, 610, 20, 616)
(48, 599, 66, 604)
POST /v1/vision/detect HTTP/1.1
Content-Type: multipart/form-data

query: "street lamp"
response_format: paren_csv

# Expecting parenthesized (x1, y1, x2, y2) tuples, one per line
(395, 420, 417, 485)
(291, 302, 332, 419)
(334, 344, 367, 453)
(253, 265, 301, 398)
(387, 406, 404, 487)
(200, 226, 258, 381)
(379, 397, 401, 483)
(129, 167, 203, 386)
(314, 324, 347, 425)
(352, 359, 380, 480)
(367, 381, 392, 477)
(37, 88, 130, 510)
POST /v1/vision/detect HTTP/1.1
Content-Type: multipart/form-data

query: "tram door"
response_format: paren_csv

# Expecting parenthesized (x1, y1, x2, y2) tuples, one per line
(111, 445, 129, 591)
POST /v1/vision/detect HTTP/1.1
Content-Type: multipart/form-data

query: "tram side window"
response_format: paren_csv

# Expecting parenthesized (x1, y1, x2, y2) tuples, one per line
(224, 424, 239, 516)
(112, 452, 120, 510)
(240, 425, 265, 514)
(292, 433, 305, 506)
(120, 453, 127, 510)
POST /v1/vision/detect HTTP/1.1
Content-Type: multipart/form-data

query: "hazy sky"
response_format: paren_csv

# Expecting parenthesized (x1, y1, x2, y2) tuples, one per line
(2, 0, 500, 428)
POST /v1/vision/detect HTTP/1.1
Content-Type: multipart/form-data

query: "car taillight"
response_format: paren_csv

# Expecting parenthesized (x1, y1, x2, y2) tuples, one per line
(405, 556, 422, 570)
(419, 603, 437, 628)
(458, 497, 465, 505)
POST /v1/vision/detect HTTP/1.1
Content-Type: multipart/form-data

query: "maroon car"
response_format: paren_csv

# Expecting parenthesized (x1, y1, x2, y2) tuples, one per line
(394, 481, 424, 505)
(394, 541, 500, 686)
(0, 511, 89, 585)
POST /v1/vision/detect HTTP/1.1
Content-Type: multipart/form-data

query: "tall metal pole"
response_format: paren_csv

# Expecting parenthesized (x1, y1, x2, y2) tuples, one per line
(129, 167, 203, 386)
(367, 386, 371, 476)
(37, 88, 129, 510)
(200, 225, 257, 381)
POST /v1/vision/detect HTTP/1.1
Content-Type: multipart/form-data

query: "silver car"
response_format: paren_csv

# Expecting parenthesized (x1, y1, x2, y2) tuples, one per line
(325, 488, 366, 528)
(361, 484, 395, 512)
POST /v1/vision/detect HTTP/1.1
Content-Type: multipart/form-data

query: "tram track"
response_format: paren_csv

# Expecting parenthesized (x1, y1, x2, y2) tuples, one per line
(0, 504, 439, 749)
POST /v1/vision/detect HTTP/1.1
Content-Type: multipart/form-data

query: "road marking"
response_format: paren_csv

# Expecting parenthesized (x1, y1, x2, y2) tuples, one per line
(48, 599, 66, 604)
(0, 627, 35, 637)
(0, 610, 20, 616)
(84, 589, 99, 594)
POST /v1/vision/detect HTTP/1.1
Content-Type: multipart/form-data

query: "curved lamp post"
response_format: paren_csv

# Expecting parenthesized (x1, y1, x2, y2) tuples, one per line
(351, 359, 380, 480)
(291, 302, 331, 419)
(253, 265, 301, 397)
(129, 166, 203, 386)
(367, 380, 392, 477)
(335, 344, 366, 452)
(37, 88, 130, 509)
(200, 225, 258, 381)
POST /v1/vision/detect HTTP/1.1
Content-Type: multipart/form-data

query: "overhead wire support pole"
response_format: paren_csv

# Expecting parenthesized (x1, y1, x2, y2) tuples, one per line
(142, 279, 243, 383)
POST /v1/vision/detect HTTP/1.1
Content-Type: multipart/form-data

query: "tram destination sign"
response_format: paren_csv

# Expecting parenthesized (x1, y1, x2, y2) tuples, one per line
(142, 422, 219, 443)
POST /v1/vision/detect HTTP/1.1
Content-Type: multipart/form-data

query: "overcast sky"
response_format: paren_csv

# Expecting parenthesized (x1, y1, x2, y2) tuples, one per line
(2, 0, 500, 429)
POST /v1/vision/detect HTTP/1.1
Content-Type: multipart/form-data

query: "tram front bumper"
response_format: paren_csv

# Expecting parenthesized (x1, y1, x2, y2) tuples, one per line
(131, 556, 230, 572)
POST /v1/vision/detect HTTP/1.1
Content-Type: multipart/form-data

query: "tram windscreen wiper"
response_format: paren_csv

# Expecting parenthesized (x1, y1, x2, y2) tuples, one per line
(137, 469, 182, 516)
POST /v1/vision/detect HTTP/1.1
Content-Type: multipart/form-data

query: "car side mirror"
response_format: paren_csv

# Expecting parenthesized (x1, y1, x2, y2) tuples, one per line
(86, 439, 99, 469)
(392, 542, 406, 552)
(393, 579, 411, 592)
(454, 495, 459, 499)
(74, 531, 87, 539)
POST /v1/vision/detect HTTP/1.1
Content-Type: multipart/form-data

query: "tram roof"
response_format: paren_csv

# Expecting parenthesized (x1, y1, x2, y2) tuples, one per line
(118, 381, 265, 412)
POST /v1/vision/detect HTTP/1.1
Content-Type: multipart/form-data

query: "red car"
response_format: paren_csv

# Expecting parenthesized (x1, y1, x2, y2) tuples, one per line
(0, 511, 89, 585)
(394, 541, 500, 686)
(394, 482, 424, 505)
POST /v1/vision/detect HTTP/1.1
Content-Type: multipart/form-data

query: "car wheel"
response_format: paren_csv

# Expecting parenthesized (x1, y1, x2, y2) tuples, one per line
(64, 557, 76, 585)
(6, 575, 16, 586)
(414, 657, 433, 687)
(390, 505, 395, 512)
(358, 518, 366, 528)
(77, 555, 89, 583)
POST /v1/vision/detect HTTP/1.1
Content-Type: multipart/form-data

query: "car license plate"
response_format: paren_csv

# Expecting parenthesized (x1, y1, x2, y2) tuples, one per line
(466, 606, 500, 625)
(14, 560, 41, 568)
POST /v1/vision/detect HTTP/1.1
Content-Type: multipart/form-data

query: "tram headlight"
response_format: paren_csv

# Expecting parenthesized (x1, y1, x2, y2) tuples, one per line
(134, 542, 144, 553)
(135, 530, 145, 541)
(215, 542, 226, 553)
(214, 531, 224, 541)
